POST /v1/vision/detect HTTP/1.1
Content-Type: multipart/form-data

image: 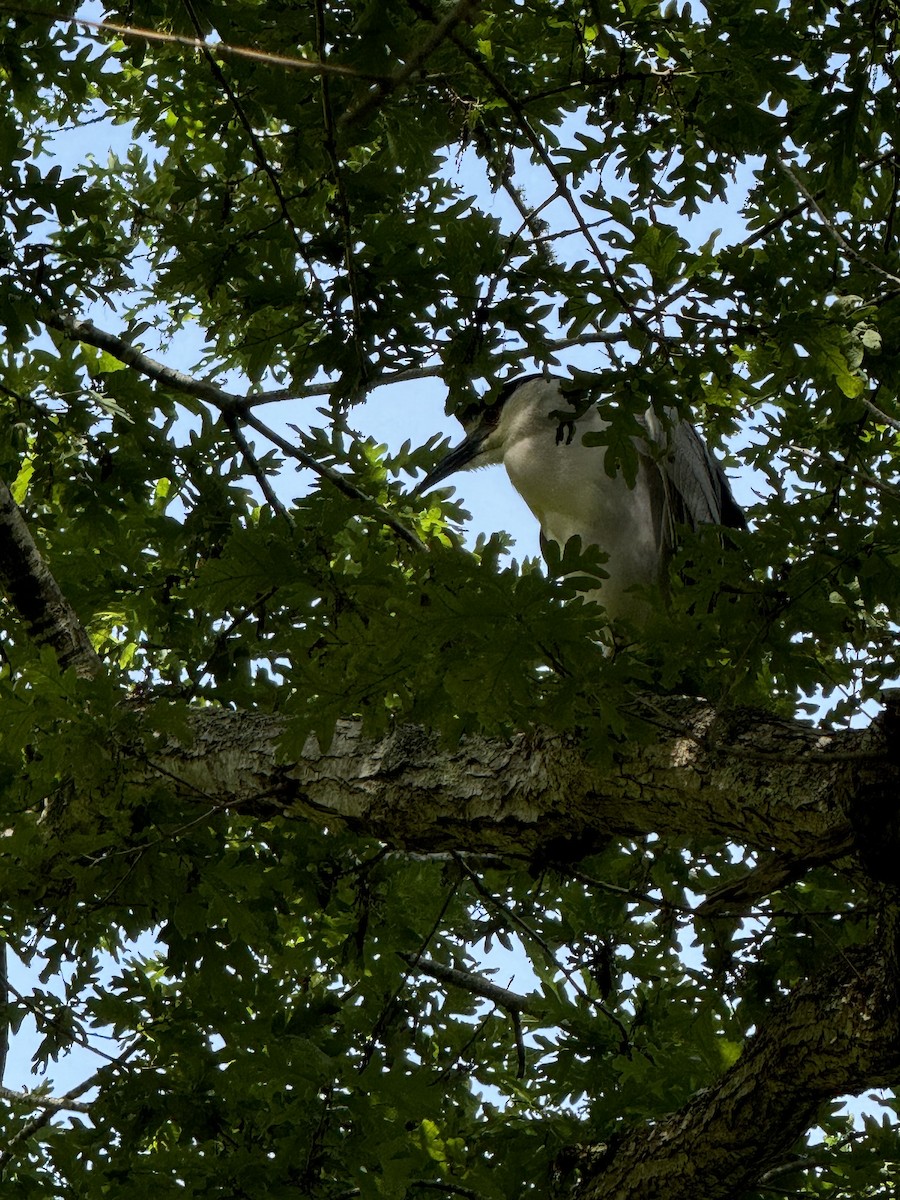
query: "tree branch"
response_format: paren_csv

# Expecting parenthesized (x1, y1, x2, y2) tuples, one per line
(220, 411, 294, 525)
(46, 312, 243, 408)
(338, 0, 479, 130)
(23, 695, 900, 1191)
(572, 930, 900, 1199)
(44, 312, 426, 550)
(0, 1085, 92, 1115)
(776, 157, 900, 290)
(133, 699, 888, 870)
(0, 1047, 135, 1175)
(315, 0, 368, 379)
(0, 480, 102, 678)
(438, 22, 654, 347)
(401, 953, 538, 1014)
(3, 6, 390, 80)
(180, 0, 320, 279)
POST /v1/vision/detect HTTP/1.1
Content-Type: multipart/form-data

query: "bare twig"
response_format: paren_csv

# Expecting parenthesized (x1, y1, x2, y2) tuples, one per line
(649, 148, 900, 320)
(49, 316, 441, 408)
(246, 364, 445, 407)
(401, 953, 538, 1013)
(402, 953, 534, 1078)
(408, 1181, 481, 1199)
(756, 1130, 868, 1186)
(359, 879, 462, 1072)
(4, 980, 123, 1067)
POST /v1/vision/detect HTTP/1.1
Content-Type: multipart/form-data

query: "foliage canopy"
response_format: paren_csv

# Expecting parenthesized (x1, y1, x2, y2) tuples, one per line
(2, 0, 900, 1196)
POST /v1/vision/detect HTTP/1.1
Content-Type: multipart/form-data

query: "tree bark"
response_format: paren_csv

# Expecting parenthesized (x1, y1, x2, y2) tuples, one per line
(159, 703, 894, 867)
(0, 480, 101, 679)
(572, 925, 900, 1200)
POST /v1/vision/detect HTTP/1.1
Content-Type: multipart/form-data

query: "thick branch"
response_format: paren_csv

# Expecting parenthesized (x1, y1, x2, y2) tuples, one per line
(573, 931, 900, 1199)
(146, 701, 896, 868)
(0, 480, 101, 678)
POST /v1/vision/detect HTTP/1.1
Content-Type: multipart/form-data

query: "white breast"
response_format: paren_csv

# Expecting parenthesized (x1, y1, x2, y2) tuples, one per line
(493, 383, 663, 619)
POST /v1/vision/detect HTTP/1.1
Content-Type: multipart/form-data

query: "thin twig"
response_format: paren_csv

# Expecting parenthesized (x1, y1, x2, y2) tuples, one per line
(4, 981, 122, 1067)
(247, 411, 426, 548)
(408, 1181, 482, 1199)
(438, 22, 654, 349)
(180, 0, 320, 281)
(786, 442, 900, 500)
(245, 364, 445, 407)
(191, 586, 280, 693)
(2, 5, 389, 80)
(776, 157, 900, 290)
(49, 314, 441, 408)
(315, 0, 368, 382)
(46, 312, 243, 407)
(338, 0, 479, 129)
(221, 411, 294, 524)
(655, 148, 900, 318)
(564, 864, 685, 914)
(452, 854, 633, 1051)
(756, 1130, 868, 1186)
(358, 879, 462, 1072)
(403, 954, 534, 1079)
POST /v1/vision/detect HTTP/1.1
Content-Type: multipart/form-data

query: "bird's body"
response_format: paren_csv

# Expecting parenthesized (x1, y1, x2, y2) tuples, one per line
(416, 374, 745, 621)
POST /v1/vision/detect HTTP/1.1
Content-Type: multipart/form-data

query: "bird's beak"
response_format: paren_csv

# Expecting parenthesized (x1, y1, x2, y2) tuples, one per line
(412, 428, 486, 495)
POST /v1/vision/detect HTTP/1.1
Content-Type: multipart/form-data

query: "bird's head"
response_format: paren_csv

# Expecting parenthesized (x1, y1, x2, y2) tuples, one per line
(413, 373, 565, 494)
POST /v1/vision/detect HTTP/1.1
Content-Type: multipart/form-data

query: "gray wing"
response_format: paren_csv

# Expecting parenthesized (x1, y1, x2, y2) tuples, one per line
(640, 410, 746, 551)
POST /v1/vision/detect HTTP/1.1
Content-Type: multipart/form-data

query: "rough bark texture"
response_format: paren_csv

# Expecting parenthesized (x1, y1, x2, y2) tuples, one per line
(159, 703, 894, 867)
(0, 479, 101, 679)
(573, 931, 900, 1199)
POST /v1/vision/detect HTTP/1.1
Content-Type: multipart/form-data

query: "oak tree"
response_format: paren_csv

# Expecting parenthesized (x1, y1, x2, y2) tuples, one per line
(2, 1, 900, 1196)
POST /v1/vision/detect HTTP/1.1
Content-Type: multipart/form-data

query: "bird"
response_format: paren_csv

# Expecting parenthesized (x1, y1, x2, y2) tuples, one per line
(414, 373, 746, 622)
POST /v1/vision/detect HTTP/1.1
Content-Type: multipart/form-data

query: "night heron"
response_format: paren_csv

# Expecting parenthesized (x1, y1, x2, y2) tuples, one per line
(414, 374, 745, 620)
